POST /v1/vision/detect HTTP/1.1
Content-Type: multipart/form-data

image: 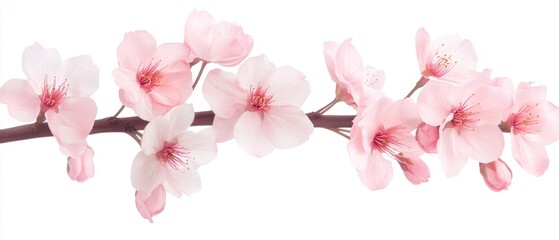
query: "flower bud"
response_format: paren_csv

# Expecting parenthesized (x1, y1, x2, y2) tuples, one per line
(67, 146, 94, 182)
(479, 159, 512, 192)
(135, 185, 166, 223)
(396, 155, 430, 185)
(415, 122, 439, 153)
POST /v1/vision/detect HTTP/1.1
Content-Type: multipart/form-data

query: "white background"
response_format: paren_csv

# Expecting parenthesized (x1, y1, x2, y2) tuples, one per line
(1, 0, 559, 239)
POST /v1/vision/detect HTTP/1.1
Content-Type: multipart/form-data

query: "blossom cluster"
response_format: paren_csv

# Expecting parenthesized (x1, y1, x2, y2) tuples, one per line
(0, 10, 558, 222)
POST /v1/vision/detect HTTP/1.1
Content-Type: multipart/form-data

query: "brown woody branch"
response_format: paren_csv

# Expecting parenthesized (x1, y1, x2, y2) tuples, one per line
(0, 111, 355, 144)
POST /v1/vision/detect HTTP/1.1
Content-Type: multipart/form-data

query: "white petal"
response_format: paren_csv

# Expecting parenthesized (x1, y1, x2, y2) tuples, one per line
(237, 55, 275, 88)
(22, 43, 65, 89)
(437, 128, 469, 177)
(266, 66, 310, 107)
(263, 106, 313, 149)
(0, 79, 41, 122)
(166, 170, 201, 197)
(234, 111, 274, 157)
(64, 55, 99, 97)
(141, 117, 170, 156)
(131, 152, 165, 193)
(177, 128, 217, 167)
(202, 69, 247, 118)
(165, 104, 194, 136)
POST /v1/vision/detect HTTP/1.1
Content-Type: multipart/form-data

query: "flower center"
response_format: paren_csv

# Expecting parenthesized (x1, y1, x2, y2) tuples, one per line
(248, 83, 274, 112)
(40, 76, 68, 111)
(371, 125, 408, 159)
(156, 143, 192, 172)
(449, 95, 480, 131)
(137, 61, 164, 93)
(511, 103, 542, 134)
(427, 43, 458, 77)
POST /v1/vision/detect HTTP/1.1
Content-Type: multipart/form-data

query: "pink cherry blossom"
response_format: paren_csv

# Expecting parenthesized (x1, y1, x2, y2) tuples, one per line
(184, 10, 253, 66)
(135, 185, 166, 223)
(416, 27, 478, 84)
(348, 97, 427, 190)
(203, 55, 313, 157)
(114, 31, 192, 121)
(67, 146, 94, 182)
(506, 82, 559, 176)
(0, 43, 98, 158)
(131, 104, 217, 197)
(479, 159, 512, 192)
(323, 39, 385, 108)
(415, 122, 439, 154)
(418, 69, 510, 177)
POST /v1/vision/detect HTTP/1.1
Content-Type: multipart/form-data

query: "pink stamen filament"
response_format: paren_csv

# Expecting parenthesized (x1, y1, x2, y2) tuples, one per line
(450, 95, 480, 131)
(371, 126, 410, 160)
(157, 143, 192, 172)
(137, 61, 164, 92)
(512, 103, 542, 134)
(428, 44, 458, 77)
(40, 76, 68, 110)
(248, 83, 274, 112)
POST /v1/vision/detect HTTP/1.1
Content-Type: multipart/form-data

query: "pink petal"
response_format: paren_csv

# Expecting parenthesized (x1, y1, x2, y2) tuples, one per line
(152, 43, 191, 71)
(323, 41, 340, 82)
(535, 101, 559, 145)
(113, 69, 141, 104)
(382, 98, 420, 130)
(512, 135, 549, 176)
(462, 125, 504, 163)
(266, 66, 310, 107)
(396, 155, 430, 185)
(177, 128, 217, 167)
(212, 114, 240, 142)
(117, 31, 157, 71)
(164, 104, 194, 136)
(415, 28, 431, 74)
(335, 38, 363, 86)
(131, 152, 165, 193)
(263, 106, 313, 149)
(348, 119, 371, 170)
(237, 55, 276, 88)
(135, 184, 166, 223)
(64, 55, 99, 97)
(67, 146, 94, 182)
(356, 151, 394, 190)
(22, 43, 65, 89)
(418, 81, 454, 126)
(46, 97, 97, 157)
(149, 70, 191, 107)
(470, 86, 509, 126)
(438, 128, 469, 177)
(166, 170, 201, 197)
(202, 69, 246, 118)
(514, 82, 547, 109)
(184, 10, 214, 60)
(0, 79, 41, 122)
(446, 39, 477, 74)
(206, 22, 253, 66)
(233, 111, 274, 157)
(416, 122, 439, 154)
(141, 117, 171, 156)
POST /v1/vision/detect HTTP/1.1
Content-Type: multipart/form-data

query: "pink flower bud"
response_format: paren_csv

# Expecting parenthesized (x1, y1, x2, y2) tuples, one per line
(396, 155, 430, 185)
(67, 146, 94, 182)
(479, 159, 512, 192)
(135, 185, 166, 223)
(415, 122, 439, 153)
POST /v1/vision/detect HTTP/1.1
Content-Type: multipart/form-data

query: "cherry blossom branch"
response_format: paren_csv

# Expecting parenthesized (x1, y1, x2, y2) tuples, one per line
(0, 111, 355, 144)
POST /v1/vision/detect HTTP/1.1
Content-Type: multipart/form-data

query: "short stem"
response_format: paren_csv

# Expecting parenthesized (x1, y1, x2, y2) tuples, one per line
(192, 61, 208, 89)
(404, 76, 429, 99)
(113, 105, 125, 118)
(316, 96, 340, 115)
(327, 128, 350, 140)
